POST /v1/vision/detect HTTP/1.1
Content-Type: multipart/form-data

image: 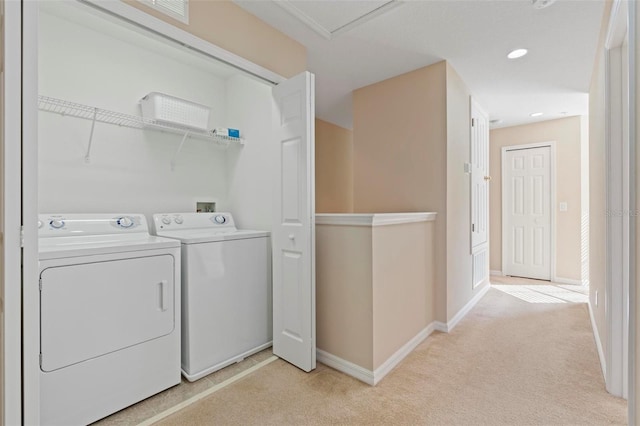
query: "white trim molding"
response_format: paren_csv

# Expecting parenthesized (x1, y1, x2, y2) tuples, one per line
(317, 322, 440, 386)
(589, 301, 607, 381)
(501, 142, 557, 282)
(319, 285, 492, 386)
(316, 349, 375, 385)
(315, 212, 437, 227)
(553, 277, 583, 286)
(490, 270, 504, 277)
(440, 283, 491, 333)
(3, 2, 25, 424)
(604, 0, 631, 399)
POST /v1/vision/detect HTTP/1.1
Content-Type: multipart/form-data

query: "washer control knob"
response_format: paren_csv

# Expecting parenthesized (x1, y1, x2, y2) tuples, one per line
(116, 216, 134, 228)
(37, 220, 43, 229)
(174, 216, 184, 224)
(161, 216, 172, 225)
(214, 215, 226, 224)
(49, 219, 65, 229)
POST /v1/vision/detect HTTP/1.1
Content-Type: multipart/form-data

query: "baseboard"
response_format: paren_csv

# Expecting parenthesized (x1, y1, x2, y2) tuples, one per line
(444, 283, 491, 333)
(588, 301, 607, 380)
(372, 322, 436, 385)
(316, 349, 375, 385)
(433, 321, 448, 332)
(490, 270, 504, 276)
(317, 322, 440, 386)
(553, 276, 583, 285)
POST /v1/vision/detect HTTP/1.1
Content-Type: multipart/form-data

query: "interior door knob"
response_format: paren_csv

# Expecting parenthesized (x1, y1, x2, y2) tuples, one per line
(484, 176, 492, 181)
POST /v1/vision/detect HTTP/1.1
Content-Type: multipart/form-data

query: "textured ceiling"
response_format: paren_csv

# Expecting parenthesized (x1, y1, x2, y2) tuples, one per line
(235, 0, 605, 130)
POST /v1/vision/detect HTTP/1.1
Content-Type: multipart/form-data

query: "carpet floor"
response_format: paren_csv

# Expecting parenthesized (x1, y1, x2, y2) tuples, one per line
(157, 282, 627, 425)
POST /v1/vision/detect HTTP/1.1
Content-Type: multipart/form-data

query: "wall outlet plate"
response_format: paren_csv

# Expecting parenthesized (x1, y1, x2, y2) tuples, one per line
(559, 202, 568, 212)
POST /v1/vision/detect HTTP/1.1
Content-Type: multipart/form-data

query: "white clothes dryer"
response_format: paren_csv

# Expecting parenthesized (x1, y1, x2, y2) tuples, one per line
(152, 212, 271, 382)
(37, 214, 181, 425)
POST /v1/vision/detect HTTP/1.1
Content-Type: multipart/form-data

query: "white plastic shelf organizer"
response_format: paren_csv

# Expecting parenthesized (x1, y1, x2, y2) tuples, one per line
(38, 95, 243, 168)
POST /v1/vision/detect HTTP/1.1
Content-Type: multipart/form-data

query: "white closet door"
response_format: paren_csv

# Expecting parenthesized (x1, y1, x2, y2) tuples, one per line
(471, 100, 489, 289)
(271, 71, 316, 372)
(503, 146, 551, 280)
(471, 101, 489, 250)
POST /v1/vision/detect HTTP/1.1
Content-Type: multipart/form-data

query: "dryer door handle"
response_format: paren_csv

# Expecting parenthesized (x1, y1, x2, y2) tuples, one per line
(158, 280, 169, 312)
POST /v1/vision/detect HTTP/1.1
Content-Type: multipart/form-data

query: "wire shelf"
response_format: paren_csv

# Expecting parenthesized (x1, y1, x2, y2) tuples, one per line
(38, 95, 244, 145)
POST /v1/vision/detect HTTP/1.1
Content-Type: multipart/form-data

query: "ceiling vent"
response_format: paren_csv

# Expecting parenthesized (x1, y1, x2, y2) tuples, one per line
(531, 0, 557, 9)
(275, 0, 402, 40)
(140, 0, 189, 24)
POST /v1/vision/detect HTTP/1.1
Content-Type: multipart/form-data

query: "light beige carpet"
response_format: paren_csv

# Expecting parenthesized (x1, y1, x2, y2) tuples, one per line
(157, 287, 626, 425)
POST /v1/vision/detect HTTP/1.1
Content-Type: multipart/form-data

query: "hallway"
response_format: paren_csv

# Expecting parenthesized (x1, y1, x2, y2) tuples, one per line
(151, 278, 626, 425)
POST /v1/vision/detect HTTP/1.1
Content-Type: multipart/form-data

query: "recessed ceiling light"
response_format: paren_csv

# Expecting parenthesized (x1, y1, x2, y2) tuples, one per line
(507, 49, 528, 59)
(530, 112, 544, 117)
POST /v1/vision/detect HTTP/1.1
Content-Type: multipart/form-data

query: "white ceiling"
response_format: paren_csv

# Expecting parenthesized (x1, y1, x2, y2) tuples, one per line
(234, 0, 605, 130)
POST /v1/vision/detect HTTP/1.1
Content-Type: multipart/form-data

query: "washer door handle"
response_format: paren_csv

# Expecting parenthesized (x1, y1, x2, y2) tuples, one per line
(288, 234, 295, 240)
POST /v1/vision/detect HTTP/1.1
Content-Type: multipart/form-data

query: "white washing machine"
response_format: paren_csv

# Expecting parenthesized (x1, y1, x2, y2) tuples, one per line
(152, 212, 271, 382)
(37, 214, 181, 425)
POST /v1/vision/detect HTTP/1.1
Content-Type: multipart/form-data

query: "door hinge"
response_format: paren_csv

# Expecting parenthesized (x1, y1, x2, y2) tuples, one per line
(20, 225, 25, 248)
(472, 223, 475, 232)
(471, 118, 475, 127)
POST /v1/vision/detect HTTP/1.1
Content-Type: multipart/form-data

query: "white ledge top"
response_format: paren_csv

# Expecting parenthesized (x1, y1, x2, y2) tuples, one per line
(315, 212, 437, 227)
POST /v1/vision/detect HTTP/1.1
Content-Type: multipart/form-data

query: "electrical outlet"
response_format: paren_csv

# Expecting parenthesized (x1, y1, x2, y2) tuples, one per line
(559, 202, 568, 212)
(595, 290, 598, 307)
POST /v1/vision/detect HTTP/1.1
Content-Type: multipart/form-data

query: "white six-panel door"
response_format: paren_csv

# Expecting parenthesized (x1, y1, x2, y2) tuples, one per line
(271, 71, 316, 372)
(471, 101, 489, 250)
(471, 100, 489, 289)
(503, 146, 551, 280)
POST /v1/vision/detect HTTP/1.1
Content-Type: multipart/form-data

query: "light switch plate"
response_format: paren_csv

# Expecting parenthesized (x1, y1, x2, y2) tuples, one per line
(464, 162, 472, 173)
(559, 202, 568, 212)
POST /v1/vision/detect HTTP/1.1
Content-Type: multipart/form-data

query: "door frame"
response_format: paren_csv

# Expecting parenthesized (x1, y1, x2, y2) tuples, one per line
(604, 0, 633, 401)
(2, 2, 24, 424)
(22, 1, 312, 423)
(501, 141, 557, 281)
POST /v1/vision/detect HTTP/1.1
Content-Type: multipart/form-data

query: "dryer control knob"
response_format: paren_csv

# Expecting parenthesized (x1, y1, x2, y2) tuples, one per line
(116, 217, 134, 228)
(37, 220, 43, 229)
(161, 216, 172, 225)
(174, 216, 184, 224)
(49, 219, 65, 229)
(214, 215, 226, 224)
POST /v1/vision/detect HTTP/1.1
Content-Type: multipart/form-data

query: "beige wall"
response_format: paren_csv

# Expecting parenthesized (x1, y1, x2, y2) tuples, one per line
(352, 61, 488, 323)
(489, 116, 585, 281)
(316, 225, 373, 370)
(123, 0, 306, 78)
(589, 0, 613, 381)
(316, 220, 435, 372)
(353, 61, 448, 320)
(372, 222, 434, 368)
(445, 63, 486, 320)
(315, 119, 353, 213)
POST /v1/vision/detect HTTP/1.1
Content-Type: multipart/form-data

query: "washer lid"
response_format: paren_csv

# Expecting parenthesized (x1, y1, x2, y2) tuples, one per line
(154, 229, 269, 244)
